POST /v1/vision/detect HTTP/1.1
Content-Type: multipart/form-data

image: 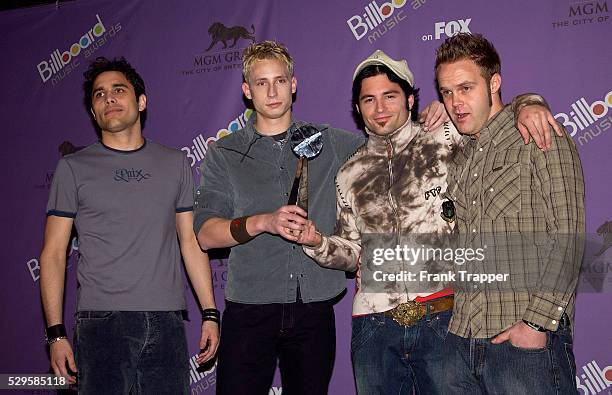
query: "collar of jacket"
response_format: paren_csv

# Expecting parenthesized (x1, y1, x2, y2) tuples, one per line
(242, 113, 327, 144)
(364, 118, 420, 156)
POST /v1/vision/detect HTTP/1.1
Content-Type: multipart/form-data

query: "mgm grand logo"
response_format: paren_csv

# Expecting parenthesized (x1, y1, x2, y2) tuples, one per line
(205, 22, 255, 51)
(183, 22, 256, 76)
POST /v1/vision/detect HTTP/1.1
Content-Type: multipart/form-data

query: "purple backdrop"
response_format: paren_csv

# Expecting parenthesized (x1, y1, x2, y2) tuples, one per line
(1, 0, 610, 394)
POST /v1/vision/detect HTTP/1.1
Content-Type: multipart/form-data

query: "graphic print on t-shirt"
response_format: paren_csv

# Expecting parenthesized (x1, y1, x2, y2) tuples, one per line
(113, 168, 151, 182)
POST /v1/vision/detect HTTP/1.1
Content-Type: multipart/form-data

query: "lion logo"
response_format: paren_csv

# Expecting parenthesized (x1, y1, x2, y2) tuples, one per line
(205, 22, 255, 52)
(595, 220, 612, 256)
(59, 141, 84, 157)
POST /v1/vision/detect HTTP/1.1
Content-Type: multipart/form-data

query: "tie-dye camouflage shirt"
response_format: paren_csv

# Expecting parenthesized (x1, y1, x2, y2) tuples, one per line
(304, 119, 461, 316)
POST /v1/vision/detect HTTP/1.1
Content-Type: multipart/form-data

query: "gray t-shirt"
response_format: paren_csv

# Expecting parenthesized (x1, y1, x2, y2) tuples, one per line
(47, 140, 193, 311)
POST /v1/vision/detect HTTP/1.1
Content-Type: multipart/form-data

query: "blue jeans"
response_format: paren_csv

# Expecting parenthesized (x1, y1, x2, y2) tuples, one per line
(74, 311, 189, 394)
(443, 316, 578, 395)
(351, 309, 451, 394)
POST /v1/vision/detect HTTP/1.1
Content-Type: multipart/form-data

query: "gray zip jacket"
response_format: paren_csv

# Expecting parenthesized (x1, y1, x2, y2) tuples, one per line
(195, 116, 364, 303)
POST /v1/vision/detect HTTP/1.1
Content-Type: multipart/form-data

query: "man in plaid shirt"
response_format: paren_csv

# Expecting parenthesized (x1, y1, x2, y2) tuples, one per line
(436, 33, 584, 394)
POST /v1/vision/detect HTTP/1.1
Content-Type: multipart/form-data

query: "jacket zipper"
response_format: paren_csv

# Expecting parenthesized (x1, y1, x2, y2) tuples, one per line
(385, 140, 401, 243)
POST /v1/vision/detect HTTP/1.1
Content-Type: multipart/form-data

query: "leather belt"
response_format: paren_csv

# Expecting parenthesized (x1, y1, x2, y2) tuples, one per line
(384, 296, 454, 327)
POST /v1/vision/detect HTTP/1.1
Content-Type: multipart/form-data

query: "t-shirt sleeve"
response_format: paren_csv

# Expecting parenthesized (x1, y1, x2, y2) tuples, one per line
(193, 143, 234, 233)
(175, 153, 195, 213)
(46, 158, 77, 218)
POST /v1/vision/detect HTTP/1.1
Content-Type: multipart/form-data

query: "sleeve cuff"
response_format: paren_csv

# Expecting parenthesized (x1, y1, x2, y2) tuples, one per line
(303, 235, 329, 258)
(511, 93, 550, 116)
(46, 210, 76, 218)
(522, 294, 567, 331)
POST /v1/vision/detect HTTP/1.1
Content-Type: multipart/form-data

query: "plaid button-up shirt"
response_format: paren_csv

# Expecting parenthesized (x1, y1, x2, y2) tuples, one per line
(446, 106, 585, 338)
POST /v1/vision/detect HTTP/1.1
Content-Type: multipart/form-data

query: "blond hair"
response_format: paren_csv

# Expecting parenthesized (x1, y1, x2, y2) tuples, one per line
(242, 40, 294, 82)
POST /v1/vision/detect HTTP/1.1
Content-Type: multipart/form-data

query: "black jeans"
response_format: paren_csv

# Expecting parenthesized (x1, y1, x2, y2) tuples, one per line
(216, 299, 336, 395)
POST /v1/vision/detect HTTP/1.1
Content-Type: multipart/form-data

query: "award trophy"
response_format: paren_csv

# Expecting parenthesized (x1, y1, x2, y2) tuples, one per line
(287, 124, 323, 212)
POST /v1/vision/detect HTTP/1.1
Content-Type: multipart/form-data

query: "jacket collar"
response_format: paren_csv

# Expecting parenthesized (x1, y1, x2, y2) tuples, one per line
(365, 118, 421, 156)
(242, 113, 322, 142)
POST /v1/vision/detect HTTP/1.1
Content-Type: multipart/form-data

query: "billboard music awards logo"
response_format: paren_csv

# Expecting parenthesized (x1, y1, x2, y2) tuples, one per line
(552, 0, 609, 28)
(188, 353, 216, 393)
(181, 108, 253, 169)
(595, 221, 612, 257)
(555, 88, 612, 146)
(346, 0, 426, 44)
(182, 22, 256, 76)
(188, 350, 281, 395)
(576, 360, 612, 394)
(36, 14, 122, 86)
(26, 237, 78, 282)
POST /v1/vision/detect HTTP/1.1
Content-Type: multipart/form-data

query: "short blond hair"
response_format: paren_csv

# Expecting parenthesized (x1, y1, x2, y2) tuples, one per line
(242, 40, 294, 82)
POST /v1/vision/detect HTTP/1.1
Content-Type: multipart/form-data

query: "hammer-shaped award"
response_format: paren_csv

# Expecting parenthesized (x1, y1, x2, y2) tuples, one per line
(287, 124, 323, 212)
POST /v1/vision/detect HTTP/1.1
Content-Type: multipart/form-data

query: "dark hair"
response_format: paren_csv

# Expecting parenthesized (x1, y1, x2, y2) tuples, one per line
(435, 33, 501, 83)
(351, 64, 420, 130)
(83, 57, 146, 133)
(83, 57, 146, 110)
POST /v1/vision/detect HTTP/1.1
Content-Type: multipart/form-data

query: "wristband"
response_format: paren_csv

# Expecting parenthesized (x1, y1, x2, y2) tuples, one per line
(230, 216, 254, 244)
(45, 324, 68, 345)
(522, 319, 547, 332)
(47, 336, 68, 345)
(201, 308, 220, 325)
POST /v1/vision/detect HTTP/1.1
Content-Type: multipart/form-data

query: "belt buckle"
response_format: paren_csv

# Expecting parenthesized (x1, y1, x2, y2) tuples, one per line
(389, 301, 425, 327)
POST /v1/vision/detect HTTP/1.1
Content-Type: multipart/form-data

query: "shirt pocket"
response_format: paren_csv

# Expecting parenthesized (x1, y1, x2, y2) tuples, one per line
(482, 152, 522, 220)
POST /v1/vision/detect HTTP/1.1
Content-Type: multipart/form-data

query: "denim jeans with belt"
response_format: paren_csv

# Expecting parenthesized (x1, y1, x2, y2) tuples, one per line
(443, 315, 577, 395)
(351, 308, 451, 394)
(74, 311, 189, 394)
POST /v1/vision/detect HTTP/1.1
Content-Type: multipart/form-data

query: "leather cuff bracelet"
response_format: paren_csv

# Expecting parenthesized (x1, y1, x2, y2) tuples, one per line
(45, 324, 68, 345)
(230, 216, 253, 244)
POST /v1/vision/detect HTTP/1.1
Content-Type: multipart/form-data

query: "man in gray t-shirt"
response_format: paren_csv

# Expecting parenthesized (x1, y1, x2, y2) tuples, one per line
(40, 57, 218, 394)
